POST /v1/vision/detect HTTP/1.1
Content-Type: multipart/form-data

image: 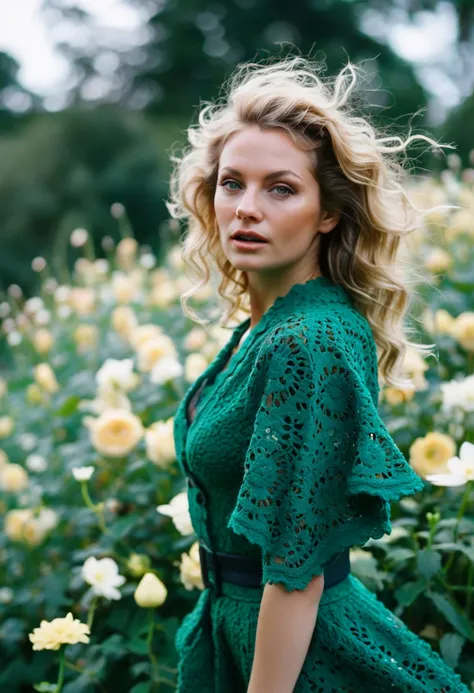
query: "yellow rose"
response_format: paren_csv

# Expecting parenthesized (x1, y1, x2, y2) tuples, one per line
(112, 272, 140, 304)
(401, 347, 429, 391)
(74, 324, 98, 353)
(180, 542, 204, 591)
(184, 327, 208, 351)
(422, 309, 456, 335)
(0, 416, 14, 439)
(29, 612, 90, 651)
(136, 334, 178, 373)
(423, 248, 453, 274)
(88, 409, 144, 458)
(4, 509, 33, 541)
(131, 324, 163, 349)
(111, 305, 138, 339)
(145, 418, 176, 469)
(32, 328, 54, 355)
(0, 449, 9, 468)
(451, 312, 474, 351)
(383, 386, 415, 406)
(184, 353, 209, 382)
(26, 383, 45, 404)
(69, 287, 96, 316)
(34, 363, 59, 393)
(0, 463, 29, 492)
(116, 237, 138, 271)
(134, 573, 167, 608)
(409, 432, 456, 479)
(22, 518, 47, 547)
(149, 282, 178, 308)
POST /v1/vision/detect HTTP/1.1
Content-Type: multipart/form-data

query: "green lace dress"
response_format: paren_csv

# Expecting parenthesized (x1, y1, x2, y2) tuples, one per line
(172, 276, 469, 693)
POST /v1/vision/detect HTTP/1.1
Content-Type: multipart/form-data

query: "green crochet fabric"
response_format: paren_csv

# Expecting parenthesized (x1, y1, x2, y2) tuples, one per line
(172, 276, 469, 692)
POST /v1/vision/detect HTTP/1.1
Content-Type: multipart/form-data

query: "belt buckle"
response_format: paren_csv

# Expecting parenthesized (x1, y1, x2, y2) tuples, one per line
(198, 544, 222, 597)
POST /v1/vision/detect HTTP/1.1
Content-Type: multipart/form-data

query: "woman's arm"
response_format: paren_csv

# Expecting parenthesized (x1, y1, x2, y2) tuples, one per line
(247, 573, 325, 693)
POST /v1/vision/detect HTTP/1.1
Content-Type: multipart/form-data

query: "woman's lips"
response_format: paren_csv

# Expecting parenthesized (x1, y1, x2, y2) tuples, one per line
(230, 238, 268, 250)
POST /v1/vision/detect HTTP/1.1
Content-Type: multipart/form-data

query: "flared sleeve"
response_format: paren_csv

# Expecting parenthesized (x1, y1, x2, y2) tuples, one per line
(227, 323, 424, 592)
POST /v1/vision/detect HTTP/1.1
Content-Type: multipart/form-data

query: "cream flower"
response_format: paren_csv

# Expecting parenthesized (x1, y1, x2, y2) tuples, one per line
(0, 416, 14, 439)
(0, 463, 28, 492)
(116, 237, 138, 271)
(26, 454, 48, 473)
(134, 573, 168, 608)
(451, 312, 474, 351)
(149, 282, 178, 308)
(112, 272, 140, 304)
(32, 329, 54, 355)
(149, 356, 183, 385)
(145, 419, 176, 468)
(423, 247, 453, 274)
(184, 327, 208, 351)
(29, 612, 90, 651)
(72, 465, 95, 482)
(4, 509, 33, 541)
(409, 432, 456, 479)
(422, 308, 456, 335)
(82, 556, 126, 600)
(426, 441, 474, 487)
(383, 386, 415, 406)
(180, 542, 204, 591)
(0, 449, 9, 467)
(26, 383, 46, 404)
(184, 353, 209, 382)
(74, 324, 99, 353)
(130, 323, 163, 349)
(80, 390, 132, 415)
(440, 374, 474, 414)
(167, 245, 185, 272)
(96, 359, 140, 393)
(34, 363, 59, 393)
(69, 287, 96, 316)
(157, 491, 194, 536)
(87, 409, 143, 457)
(111, 305, 138, 339)
(401, 347, 429, 391)
(136, 334, 178, 373)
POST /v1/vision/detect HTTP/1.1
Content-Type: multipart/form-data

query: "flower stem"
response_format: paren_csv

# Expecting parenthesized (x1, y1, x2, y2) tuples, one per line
(87, 595, 98, 629)
(444, 481, 472, 575)
(80, 481, 108, 534)
(54, 648, 66, 693)
(146, 609, 159, 689)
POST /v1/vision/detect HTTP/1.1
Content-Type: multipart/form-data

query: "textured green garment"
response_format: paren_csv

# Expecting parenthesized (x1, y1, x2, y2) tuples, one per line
(172, 276, 469, 693)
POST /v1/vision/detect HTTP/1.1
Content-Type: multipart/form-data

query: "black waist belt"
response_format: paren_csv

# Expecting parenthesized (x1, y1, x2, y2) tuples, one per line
(198, 544, 351, 596)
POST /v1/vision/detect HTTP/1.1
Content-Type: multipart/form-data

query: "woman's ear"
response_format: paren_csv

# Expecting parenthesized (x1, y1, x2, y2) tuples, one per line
(318, 210, 340, 235)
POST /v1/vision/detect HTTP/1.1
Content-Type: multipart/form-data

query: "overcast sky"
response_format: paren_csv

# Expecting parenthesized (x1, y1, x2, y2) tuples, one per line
(0, 0, 462, 120)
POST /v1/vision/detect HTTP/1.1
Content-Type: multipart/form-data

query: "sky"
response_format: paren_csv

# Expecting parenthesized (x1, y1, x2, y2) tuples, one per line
(0, 0, 462, 120)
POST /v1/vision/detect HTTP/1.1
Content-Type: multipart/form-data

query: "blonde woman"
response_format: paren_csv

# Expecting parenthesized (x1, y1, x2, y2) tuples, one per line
(169, 56, 468, 692)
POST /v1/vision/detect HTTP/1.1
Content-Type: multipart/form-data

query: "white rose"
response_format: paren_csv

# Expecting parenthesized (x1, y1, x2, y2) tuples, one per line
(87, 409, 144, 458)
(145, 419, 176, 468)
(157, 491, 194, 536)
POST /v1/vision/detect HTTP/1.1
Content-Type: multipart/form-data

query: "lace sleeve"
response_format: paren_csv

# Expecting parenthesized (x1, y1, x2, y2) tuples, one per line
(226, 323, 424, 592)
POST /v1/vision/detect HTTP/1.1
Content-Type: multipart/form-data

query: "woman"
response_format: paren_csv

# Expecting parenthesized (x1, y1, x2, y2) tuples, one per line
(168, 56, 469, 692)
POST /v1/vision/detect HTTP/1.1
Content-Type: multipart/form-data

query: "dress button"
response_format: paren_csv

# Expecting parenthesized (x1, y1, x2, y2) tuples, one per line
(196, 491, 205, 505)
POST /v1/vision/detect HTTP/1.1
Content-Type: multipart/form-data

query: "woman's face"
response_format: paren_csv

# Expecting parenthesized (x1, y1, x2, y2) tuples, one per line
(214, 125, 338, 280)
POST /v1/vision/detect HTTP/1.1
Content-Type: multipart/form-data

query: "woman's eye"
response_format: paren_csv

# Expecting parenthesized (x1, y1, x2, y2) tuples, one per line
(219, 180, 294, 197)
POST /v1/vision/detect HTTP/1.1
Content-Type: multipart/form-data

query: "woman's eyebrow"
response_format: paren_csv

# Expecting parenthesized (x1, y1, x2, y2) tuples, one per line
(219, 166, 303, 182)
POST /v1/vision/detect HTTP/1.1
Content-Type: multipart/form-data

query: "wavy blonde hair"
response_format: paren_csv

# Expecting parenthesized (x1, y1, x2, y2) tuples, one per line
(167, 55, 454, 389)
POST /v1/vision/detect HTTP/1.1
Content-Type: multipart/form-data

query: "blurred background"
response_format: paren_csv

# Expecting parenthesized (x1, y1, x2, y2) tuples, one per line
(0, 0, 473, 297)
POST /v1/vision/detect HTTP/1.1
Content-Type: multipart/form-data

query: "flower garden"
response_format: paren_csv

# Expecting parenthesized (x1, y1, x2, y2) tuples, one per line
(0, 163, 474, 691)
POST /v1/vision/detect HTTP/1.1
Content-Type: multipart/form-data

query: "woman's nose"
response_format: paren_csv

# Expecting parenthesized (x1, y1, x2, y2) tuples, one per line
(235, 188, 263, 220)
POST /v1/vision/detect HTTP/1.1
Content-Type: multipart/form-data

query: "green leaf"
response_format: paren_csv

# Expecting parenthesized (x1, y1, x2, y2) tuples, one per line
(387, 548, 415, 563)
(394, 580, 426, 607)
(428, 593, 474, 642)
(432, 543, 474, 562)
(439, 633, 466, 670)
(416, 550, 442, 579)
(56, 394, 81, 417)
(127, 638, 149, 655)
(130, 683, 152, 693)
(33, 683, 56, 693)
